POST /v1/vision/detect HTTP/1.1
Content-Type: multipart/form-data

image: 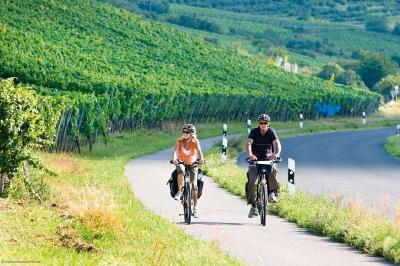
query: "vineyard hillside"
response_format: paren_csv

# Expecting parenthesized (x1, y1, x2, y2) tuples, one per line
(0, 0, 380, 126)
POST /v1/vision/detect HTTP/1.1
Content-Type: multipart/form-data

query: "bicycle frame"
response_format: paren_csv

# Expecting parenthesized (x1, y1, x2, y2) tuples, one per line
(246, 158, 280, 226)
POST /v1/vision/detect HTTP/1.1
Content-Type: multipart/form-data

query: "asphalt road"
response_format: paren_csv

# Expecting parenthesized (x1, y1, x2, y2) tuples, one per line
(238, 128, 400, 216)
(125, 134, 392, 266)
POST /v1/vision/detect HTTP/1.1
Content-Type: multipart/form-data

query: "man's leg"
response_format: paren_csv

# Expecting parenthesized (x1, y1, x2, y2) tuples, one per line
(247, 165, 259, 218)
(268, 166, 279, 202)
(247, 165, 258, 205)
(268, 167, 279, 192)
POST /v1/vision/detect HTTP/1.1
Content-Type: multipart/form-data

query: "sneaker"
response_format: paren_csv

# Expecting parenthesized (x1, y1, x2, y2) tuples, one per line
(248, 206, 257, 218)
(193, 208, 199, 218)
(174, 191, 182, 200)
(269, 192, 278, 203)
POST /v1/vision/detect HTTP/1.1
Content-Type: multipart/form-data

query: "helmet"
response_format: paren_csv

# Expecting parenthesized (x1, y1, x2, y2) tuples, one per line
(183, 124, 196, 134)
(258, 114, 271, 122)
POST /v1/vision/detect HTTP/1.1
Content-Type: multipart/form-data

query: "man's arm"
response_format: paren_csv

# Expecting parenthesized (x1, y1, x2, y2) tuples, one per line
(272, 139, 281, 159)
(246, 138, 256, 160)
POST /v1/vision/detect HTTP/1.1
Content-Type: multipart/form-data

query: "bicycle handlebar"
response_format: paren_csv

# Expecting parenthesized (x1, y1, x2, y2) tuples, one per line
(245, 157, 282, 164)
(169, 159, 205, 166)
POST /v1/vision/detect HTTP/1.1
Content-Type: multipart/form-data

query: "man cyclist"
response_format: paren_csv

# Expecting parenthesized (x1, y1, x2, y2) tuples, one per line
(246, 114, 281, 218)
(172, 124, 205, 218)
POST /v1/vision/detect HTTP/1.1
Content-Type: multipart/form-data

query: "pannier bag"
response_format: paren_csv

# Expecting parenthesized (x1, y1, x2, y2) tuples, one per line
(167, 169, 204, 199)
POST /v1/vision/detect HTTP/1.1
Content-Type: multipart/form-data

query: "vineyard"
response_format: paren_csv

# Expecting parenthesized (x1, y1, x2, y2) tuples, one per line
(0, 0, 381, 186)
(163, 4, 400, 64)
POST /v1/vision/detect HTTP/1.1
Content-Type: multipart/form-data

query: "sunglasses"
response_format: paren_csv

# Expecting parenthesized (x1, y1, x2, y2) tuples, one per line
(182, 131, 191, 134)
(259, 122, 269, 125)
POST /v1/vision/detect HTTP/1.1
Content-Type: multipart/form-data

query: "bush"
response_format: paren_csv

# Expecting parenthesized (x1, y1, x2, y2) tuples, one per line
(373, 74, 400, 97)
(318, 63, 343, 80)
(0, 79, 61, 196)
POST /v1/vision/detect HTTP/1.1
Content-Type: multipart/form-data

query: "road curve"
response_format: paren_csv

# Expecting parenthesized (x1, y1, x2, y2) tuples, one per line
(238, 128, 400, 216)
(125, 135, 391, 266)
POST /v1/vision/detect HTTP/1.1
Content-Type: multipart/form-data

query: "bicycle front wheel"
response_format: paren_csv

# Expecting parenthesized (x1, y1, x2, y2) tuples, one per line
(259, 182, 267, 226)
(183, 181, 192, 224)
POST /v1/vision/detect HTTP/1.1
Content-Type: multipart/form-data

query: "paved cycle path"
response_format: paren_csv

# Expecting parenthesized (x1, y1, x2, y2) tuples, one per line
(125, 135, 391, 266)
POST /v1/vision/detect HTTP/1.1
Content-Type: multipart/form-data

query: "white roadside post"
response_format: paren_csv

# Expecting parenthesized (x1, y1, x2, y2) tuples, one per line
(222, 124, 228, 163)
(247, 119, 251, 135)
(288, 158, 295, 196)
(395, 85, 399, 102)
(362, 111, 366, 125)
(396, 124, 400, 136)
(390, 88, 396, 102)
(299, 112, 304, 129)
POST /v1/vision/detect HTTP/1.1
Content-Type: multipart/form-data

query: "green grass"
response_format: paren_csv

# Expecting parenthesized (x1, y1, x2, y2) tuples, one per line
(385, 135, 400, 160)
(0, 126, 244, 265)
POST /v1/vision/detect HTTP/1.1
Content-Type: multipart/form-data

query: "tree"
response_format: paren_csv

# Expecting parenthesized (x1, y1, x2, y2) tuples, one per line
(357, 52, 397, 88)
(373, 74, 400, 97)
(318, 63, 343, 80)
(365, 16, 388, 33)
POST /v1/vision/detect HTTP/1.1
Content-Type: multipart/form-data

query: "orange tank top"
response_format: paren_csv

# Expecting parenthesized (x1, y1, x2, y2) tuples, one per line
(177, 138, 198, 164)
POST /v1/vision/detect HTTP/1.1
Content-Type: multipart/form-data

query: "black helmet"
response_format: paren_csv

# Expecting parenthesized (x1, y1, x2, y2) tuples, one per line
(258, 114, 271, 122)
(183, 124, 196, 134)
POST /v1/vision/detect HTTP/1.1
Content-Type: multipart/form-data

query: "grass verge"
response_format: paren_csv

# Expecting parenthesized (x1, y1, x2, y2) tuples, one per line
(202, 137, 400, 264)
(385, 135, 400, 160)
(0, 128, 243, 265)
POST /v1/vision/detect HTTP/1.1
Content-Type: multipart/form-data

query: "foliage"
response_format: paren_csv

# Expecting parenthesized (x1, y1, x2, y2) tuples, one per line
(385, 135, 400, 160)
(162, 4, 400, 66)
(357, 52, 398, 89)
(0, 0, 381, 123)
(335, 69, 366, 89)
(0, 79, 61, 194)
(365, 16, 389, 33)
(393, 23, 400, 36)
(318, 64, 343, 80)
(319, 64, 366, 89)
(167, 0, 400, 22)
(167, 14, 225, 33)
(98, 0, 170, 16)
(373, 74, 400, 97)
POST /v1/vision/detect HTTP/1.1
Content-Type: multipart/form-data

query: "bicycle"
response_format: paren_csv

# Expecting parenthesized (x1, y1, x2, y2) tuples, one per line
(246, 157, 281, 226)
(170, 159, 201, 224)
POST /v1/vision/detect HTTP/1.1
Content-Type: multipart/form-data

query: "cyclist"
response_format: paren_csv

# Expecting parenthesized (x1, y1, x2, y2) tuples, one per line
(246, 114, 281, 218)
(172, 124, 205, 218)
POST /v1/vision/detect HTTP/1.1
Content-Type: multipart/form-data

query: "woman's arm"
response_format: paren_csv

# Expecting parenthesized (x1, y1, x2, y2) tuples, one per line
(195, 139, 205, 163)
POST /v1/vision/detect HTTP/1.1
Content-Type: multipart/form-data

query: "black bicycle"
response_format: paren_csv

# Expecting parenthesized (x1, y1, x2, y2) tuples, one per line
(246, 157, 281, 226)
(170, 159, 200, 224)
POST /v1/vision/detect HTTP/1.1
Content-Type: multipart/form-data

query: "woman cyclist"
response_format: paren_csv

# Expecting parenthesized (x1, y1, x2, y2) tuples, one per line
(172, 124, 205, 218)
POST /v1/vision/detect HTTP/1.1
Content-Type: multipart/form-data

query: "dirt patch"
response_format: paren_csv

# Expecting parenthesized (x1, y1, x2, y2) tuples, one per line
(56, 226, 95, 253)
